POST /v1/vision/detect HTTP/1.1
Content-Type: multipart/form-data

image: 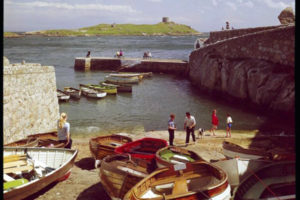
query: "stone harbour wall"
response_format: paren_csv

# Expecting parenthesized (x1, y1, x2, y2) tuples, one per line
(188, 25, 294, 114)
(4, 60, 59, 144)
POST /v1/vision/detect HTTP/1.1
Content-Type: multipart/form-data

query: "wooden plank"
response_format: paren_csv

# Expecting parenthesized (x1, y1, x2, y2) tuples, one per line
(4, 155, 27, 163)
(4, 165, 33, 174)
(151, 173, 201, 187)
(4, 160, 28, 168)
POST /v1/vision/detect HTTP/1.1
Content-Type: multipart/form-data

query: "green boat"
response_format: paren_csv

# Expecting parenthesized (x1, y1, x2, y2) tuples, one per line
(85, 84, 117, 95)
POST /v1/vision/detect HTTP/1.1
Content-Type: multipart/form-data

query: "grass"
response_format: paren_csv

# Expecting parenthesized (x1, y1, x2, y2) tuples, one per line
(25, 22, 200, 36)
(4, 32, 22, 38)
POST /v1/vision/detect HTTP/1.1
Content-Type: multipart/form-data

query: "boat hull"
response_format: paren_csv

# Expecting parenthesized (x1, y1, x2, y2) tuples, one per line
(64, 87, 81, 99)
(105, 75, 139, 84)
(4, 147, 78, 200)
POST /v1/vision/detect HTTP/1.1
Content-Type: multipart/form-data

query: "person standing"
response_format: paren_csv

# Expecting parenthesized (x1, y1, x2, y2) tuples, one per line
(168, 113, 176, 146)
(210, 109, 218, 136)
(57, 112, 72, 149)
(184, 112, 196, 145)
(226, 113, 233, 138)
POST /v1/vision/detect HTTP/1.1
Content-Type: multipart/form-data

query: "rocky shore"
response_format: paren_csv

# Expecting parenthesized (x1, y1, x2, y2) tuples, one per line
(24, 129, 262, 200)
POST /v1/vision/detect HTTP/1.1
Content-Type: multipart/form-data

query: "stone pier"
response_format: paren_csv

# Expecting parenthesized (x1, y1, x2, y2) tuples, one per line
(74, 57, 188, 75)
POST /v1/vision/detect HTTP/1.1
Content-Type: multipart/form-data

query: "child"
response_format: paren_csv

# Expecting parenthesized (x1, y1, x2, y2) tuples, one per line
(226, 113, 233, 138)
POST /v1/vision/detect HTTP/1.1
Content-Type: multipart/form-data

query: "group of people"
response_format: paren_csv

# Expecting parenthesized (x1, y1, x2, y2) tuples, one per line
(168, 110, 233, 146)
(143, 51, 152, 59)
(115, 49, 124, 58)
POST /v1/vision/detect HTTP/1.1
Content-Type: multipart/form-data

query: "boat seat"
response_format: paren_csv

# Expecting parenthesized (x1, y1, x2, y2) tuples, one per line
(4, 154, 34, 174)
(172, 177, 188, 195)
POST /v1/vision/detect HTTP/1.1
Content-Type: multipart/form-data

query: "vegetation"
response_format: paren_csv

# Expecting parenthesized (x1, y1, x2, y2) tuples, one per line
(24, 22, 200, 36)
(4, 32, 22, 38)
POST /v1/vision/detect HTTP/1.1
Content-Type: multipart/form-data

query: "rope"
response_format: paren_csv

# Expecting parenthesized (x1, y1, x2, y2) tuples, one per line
(238, 157, 279, 199)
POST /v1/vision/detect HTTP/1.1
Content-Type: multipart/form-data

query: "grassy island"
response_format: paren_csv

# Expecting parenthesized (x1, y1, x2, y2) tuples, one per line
(24, 22, 200, 37)
(4, 32, 23, 38)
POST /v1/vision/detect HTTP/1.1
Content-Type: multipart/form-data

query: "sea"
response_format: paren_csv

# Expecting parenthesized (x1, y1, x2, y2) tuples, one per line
(3, 35, 294, 136)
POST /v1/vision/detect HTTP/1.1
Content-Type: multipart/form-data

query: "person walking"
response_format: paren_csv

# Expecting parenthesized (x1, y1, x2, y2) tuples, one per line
(57, 112, 72, 149)
(226, 113, 233, 138)
(184, 112, 196, 146)
(168, 113, 176, 146)
(210, 109, 218, 136)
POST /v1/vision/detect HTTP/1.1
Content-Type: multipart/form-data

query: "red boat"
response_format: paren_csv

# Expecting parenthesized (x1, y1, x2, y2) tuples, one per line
(114, 137, 168, 162)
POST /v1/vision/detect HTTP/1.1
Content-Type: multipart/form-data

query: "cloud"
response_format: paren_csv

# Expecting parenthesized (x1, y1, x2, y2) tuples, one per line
(261, 0, 292, 9)
(147, 0, 162, 2)
(244, 1, 254, 8)
(226, 2, 237, 10)
(212, 0, 218, 6)
(5, 1, 139, 13)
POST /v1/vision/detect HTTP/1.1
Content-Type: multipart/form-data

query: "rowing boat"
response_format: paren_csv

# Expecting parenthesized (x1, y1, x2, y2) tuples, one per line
(27, 131, 58, 140)
(4, 138, 39, 147)
(156, 146, 205, 168)
(3, 147, 78, 200)
(57, 89, 70, 102)
(63, 87, 81, 99)
(89, 134, 133, 166)
(123, 161, 231, 200)
(233, 161, 295, 200)
(114, 137, 168, 163)
(99, 154, 155, 200)
(105, 75, 139, 84)
(79, 84, 107, 98)
(85, 84, 117, 94)
(101, 82, 132, 93)
(110, 73, 144, 80)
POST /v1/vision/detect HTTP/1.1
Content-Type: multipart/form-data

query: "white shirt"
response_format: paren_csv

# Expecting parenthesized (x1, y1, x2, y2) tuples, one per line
(184, 116, 196, 127)
(227, 116, 233, 124)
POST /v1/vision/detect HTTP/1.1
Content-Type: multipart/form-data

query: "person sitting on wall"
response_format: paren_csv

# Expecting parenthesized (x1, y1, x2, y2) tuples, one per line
(148, 51, 152, 58)
(119, 49, 123, 57)
(195, 40, 201, 49)
(143, 52, 147, 58)
(115, 51, 120, 58)
(86, 51, 91, 58)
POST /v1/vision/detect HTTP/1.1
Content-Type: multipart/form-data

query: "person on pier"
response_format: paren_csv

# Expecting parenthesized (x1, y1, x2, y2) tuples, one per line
(210, 109, 218, 136)
(226, 113, 233, 138)
(184, 112, 196, 146)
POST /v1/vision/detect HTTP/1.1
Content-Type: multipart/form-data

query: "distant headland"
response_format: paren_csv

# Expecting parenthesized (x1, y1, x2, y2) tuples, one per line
(5, 17, 201, 37)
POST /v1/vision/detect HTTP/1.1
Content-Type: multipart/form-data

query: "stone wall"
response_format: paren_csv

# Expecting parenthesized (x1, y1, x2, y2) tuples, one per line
(4, 60, 59, 143)
(204, 25, 282, 44)
(188, 25, 294, 114)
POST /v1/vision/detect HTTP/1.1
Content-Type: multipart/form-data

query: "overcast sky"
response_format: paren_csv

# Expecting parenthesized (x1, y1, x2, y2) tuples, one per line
(4, 0, 295, 32)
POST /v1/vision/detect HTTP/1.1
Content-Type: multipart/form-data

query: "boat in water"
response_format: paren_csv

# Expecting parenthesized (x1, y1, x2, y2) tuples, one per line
(156, 146, 204, 168)
(114, 137, 168, 163)
(233, 161, 295, 200)
(99, 154, 155, 200)
(63, 87, 81, 99)
(104, 75, 139, 84)
(3, 147, 78, 200)
(100, 82, 132, 93)
(89, 134, 133, 167)
(79, 84, 107, 99)
(85, 84, 117, 95)
(124, 161, 231, 200)
(57, 89, 70, 102)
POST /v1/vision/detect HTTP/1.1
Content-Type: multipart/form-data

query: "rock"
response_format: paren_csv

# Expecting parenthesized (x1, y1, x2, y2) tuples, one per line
(278, 7, 295, 25)
(3, 57, 9, 66)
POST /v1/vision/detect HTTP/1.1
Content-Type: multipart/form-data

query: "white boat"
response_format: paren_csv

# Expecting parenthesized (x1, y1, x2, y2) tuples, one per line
(79, 84, 107, 98)
(105, 75, 139, 84)
(233, 161, 295, 200)
(4, 147, 78, 200)
(211, 157, 272, 189)
(57, 89, 70, 102)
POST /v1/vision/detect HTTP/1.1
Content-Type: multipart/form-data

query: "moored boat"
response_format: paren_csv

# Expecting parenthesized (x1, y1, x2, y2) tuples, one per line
(114, 137, 168, 163)
(57, 89, 70, 102)
(156, 146, 205, 168)
(63, 87, 81, 99)
(99, 154, 155, 200)
(3, 147, 78, 200)
(27, 131, 58, 140)
(86, 84, 117, 95)
(79, 84, 107, 98)
(233, 161, 295, 200)
(4, 138, 39, 147)
(123, 161, 231, 200)
(89, 134, 133, 166)
(222, 141, 267, 160)
(101, 82, 132, 93)
(110, 73, 144, 80)
(105, 75, 139, 84)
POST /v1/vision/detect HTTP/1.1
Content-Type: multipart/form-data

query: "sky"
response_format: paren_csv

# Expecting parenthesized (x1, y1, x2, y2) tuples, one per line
(4, 0, 295, 32)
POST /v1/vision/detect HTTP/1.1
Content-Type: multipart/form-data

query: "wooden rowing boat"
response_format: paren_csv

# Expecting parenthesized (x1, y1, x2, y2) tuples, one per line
(3, 147, 78, 200)
(105, 75, 139, 84)
(4, 138, 39, 147)
(222, 141, 267, 160)
(124, 161, 231, 200)
(233, 161, 295, 200)
(156, 146, 205, 168)
(79, 84, 107, 98)
(101, 82, 132, 93)
(114, 137, 168, 163)
(211, 157, 272, 189)
(89, 134, 133, 162)
(27, 131, 58, 140)
(57, 89, 70, 102)
(86, 84, 117, 94)
(110, 73, 144, 80)
(63, 87, 81, 99)
(99, 154, 155, 200)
